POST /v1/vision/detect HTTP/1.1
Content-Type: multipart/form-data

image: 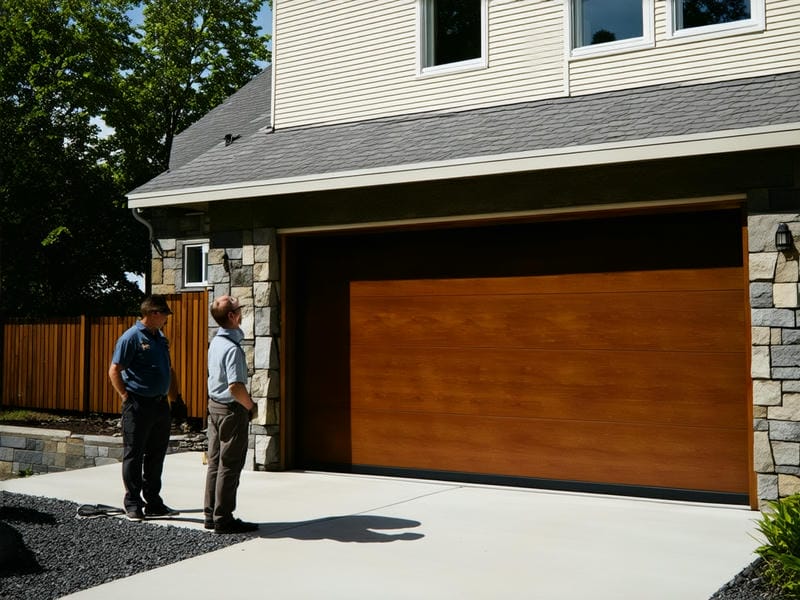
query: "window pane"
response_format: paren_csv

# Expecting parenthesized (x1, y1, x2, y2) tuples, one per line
(185, 245, 206, 284)
(574, 0, 643, 47)
(676, 0, 751, 29)
(432, 0, 481, 66)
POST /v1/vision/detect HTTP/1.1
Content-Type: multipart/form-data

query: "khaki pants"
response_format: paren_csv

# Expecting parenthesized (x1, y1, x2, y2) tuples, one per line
(203, 401, 249, 526)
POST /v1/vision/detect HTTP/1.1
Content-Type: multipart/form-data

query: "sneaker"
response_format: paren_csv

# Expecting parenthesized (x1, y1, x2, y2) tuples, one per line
(213, 518, 258, 534)
(144, 504, 180, 518)
(126, 507, 145, 521)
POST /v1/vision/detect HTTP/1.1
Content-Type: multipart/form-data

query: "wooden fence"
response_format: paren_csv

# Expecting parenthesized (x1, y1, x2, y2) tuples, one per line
(1, 291, 209, 419)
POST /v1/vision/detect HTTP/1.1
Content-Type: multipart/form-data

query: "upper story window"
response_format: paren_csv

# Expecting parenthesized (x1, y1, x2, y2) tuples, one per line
(669, 0, 764, 38)
(182, 242, 208, 288)
(420, 0, 487, 75)
(571, 0, 654, 56)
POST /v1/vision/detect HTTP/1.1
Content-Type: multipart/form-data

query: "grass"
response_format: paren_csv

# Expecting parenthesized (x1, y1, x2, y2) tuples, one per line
(0, 409, 63, 423)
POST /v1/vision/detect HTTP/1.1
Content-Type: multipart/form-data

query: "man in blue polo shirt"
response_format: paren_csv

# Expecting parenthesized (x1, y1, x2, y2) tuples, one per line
(109, 295, 180, 521)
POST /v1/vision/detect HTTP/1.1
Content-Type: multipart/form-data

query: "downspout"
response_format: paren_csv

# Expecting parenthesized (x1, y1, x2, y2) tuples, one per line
(131, 208, 164, 258)
(131, 208, 164, 297)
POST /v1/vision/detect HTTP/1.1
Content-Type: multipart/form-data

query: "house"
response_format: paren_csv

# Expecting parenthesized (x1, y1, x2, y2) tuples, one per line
(128, 0, 800, 510)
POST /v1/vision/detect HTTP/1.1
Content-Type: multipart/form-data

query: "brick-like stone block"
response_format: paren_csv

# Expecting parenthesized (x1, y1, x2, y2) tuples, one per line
(772, 441, 800, 466)
(778, 474, 800, 497)
(242, 245, 254, 266)
(750, 282, 773, 307)
(0, 447, 14, 461)
(775, 253, 800, 283)
(253, 281, 277, 308)
(773, 345, 800, 368)
(749, 252, 777, 280)
(770, 420, 800, 442)
(758, 473, 779, 500)
(751, 326, 770, 345)
(784, 329, 800, 345)
(14, 450, 43, 465)
(751, 308, 795, 327)
(254, 434, 279, 467)
(754, 380, 781, 406)
(255, 337, 278, 369)
(751, 346, 770, 378)
(1, 436, 27, 449)
(754, 431, 774, 471)
(253, 261, 277, 282)
(254, 307, 278, 336)
(773, 367, 800, 379)
(94, 458, 119, 466)
(784, 380, 800, 393)
(774, 283, 799, 308)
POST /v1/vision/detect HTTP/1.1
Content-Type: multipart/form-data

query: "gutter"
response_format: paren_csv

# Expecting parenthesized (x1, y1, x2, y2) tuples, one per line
(127, 123, 800, 208)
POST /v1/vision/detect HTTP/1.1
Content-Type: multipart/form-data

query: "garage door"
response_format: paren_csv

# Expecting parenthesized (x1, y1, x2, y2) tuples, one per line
(291, 209, 749, 502)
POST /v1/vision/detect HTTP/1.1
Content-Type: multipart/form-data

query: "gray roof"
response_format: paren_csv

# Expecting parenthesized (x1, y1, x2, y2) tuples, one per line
(168, 67, 272, 170)
(130, 70, 800, 201)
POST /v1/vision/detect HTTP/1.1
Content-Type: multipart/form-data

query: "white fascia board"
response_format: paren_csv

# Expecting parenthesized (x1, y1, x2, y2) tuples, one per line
(127, 123, 800, 208)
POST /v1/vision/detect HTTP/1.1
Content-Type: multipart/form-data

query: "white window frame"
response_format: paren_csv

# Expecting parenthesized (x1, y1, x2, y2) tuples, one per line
(666, 0, 765, 40)
(568, 0, 654, 59)
(181, 241, 209, 288)
(418, 0, 488, 77)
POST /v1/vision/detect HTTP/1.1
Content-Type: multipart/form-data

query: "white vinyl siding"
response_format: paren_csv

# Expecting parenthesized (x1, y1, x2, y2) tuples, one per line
(273, 0, 799, 128)
(273, 0, 566, 128)
(568, 0, 800, 95)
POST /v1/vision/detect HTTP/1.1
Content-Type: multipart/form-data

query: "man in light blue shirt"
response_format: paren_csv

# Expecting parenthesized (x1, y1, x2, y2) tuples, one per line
(204, 295, 258, 534)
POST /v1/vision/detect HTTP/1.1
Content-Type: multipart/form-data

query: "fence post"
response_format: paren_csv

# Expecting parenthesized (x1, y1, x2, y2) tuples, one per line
(79, 315, 90, 414)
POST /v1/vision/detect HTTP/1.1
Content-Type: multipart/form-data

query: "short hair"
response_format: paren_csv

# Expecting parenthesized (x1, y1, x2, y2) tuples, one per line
(140, 295, 172, 317)
(210, 295, 240, 327)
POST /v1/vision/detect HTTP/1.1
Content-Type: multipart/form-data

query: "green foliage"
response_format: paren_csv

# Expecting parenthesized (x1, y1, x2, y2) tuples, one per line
(756, 493, 800, 598)
(0, 0, 147, 317)
(0, 0, 270, 318)
(105, 0, 271, 190)
(0, 409, 61, 422)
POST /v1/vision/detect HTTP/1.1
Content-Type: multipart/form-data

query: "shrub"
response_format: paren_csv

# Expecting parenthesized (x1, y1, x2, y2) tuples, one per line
(755, 493, 800, 598)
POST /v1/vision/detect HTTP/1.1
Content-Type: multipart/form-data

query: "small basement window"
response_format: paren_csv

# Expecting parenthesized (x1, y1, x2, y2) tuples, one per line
(183, 242, 208, 287)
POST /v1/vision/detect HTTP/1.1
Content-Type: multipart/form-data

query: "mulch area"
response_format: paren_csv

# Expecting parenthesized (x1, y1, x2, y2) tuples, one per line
(0, 414, 201, 436)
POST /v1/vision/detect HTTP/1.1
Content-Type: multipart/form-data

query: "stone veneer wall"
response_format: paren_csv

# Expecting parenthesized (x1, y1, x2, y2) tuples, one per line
(0, 426, 192, 477)
(151, 229, 281, 472)
(749, 213, 800, 506)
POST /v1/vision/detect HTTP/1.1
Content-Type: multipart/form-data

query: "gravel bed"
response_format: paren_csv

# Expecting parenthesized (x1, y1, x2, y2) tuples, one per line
(0, 490, 786, 599)
(0, 491, 251, 599)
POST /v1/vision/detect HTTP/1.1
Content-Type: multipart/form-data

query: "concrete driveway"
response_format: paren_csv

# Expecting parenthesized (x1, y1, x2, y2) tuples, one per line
(1, 451, 761, 599)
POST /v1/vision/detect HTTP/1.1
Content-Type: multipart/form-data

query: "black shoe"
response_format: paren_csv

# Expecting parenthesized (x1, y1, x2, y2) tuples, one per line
(126, 507, 145, 521)
(204, 521, 215, 530)
(145, 504, 180, 518)
(214, 518, 258, 534)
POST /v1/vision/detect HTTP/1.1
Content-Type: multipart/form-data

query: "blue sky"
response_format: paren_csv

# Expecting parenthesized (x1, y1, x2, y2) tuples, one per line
(127, 3, 272, 39)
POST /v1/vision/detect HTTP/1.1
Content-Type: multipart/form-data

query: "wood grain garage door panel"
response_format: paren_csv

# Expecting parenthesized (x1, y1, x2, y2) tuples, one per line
(349, 412, 747, 492)
(348, 270, 746, 493)
(350, 346, 746, 427)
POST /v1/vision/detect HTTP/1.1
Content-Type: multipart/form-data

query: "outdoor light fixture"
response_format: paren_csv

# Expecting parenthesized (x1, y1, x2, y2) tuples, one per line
(775, 223, 794, 252)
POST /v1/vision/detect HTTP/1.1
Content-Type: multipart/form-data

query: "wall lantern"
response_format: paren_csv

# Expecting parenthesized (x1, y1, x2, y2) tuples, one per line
(775, 223, 794, 252)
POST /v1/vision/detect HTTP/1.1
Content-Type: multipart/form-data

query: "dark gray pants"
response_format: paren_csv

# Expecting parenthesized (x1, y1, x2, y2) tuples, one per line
(121, 394, 171, 512)
(204, 401, 249, 526)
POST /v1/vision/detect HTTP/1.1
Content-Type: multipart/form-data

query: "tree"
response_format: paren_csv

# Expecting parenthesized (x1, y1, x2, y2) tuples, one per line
(0, 0, 270, 317)
(0, 0, 146, 317)
(106, 0, 271, 191)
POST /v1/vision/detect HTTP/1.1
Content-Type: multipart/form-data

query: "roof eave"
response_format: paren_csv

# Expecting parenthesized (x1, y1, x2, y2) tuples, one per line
(127, 123, 800, 209)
